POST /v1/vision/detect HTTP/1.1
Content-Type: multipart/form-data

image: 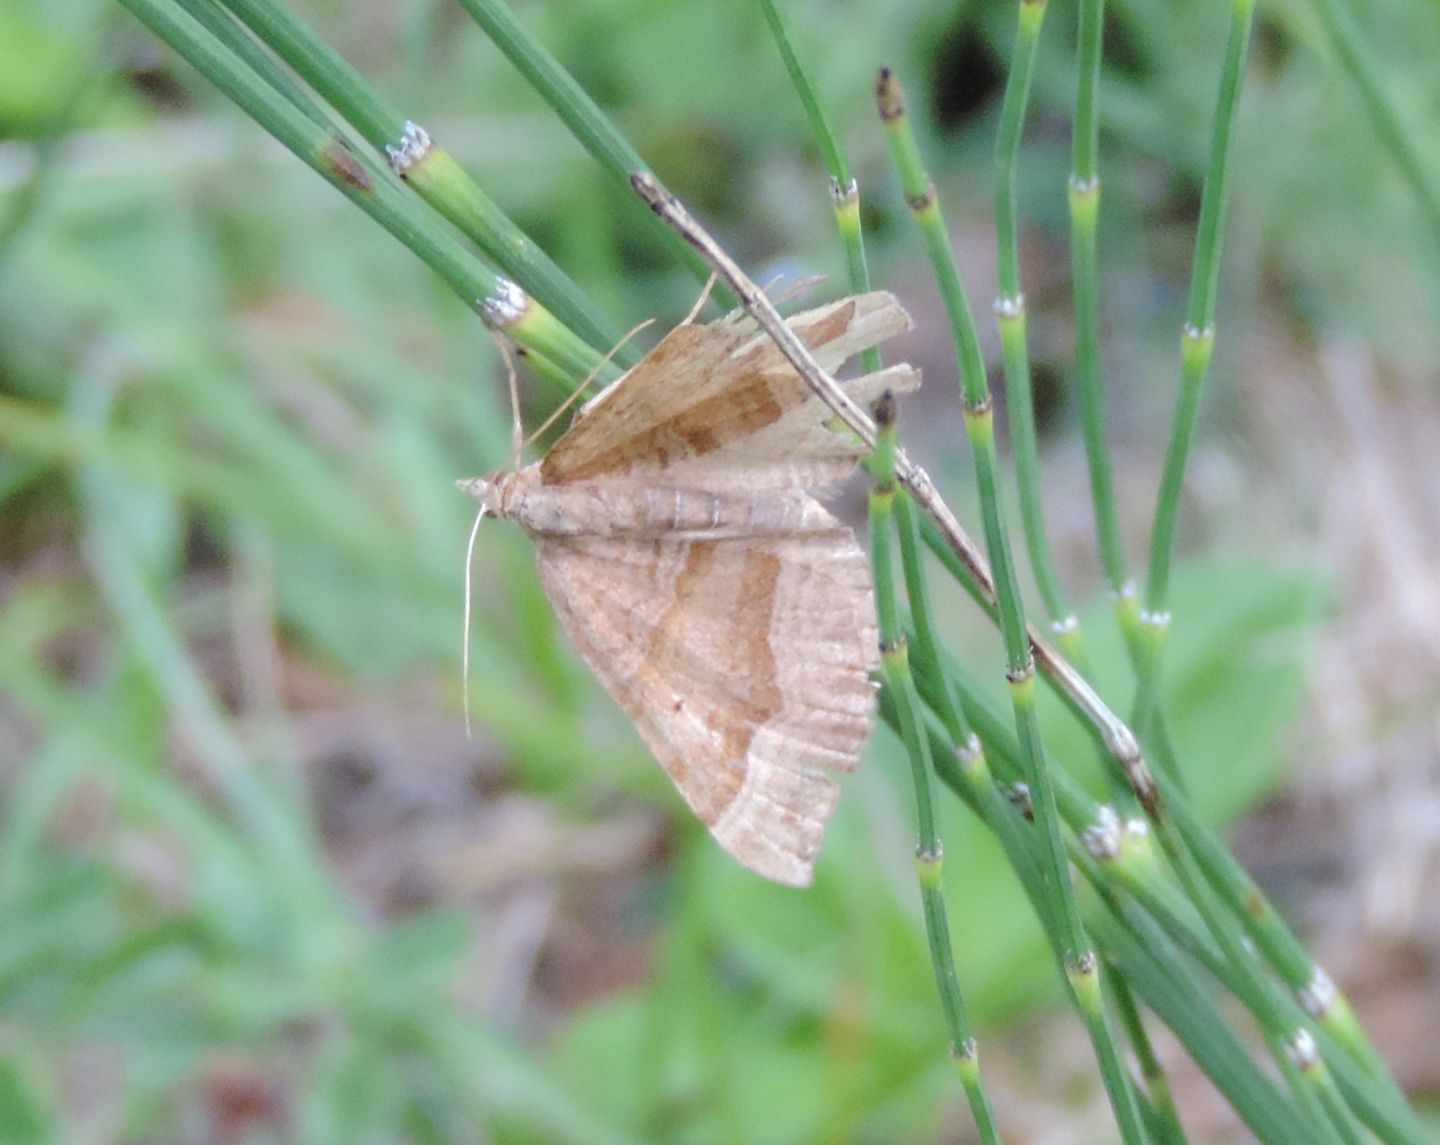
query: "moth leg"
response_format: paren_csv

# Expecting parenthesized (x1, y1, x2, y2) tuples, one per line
(681, 273, 719, 326)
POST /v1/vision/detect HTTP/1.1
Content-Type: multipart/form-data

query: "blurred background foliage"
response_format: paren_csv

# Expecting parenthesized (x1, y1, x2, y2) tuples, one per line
(1, 0, 1438, 1141)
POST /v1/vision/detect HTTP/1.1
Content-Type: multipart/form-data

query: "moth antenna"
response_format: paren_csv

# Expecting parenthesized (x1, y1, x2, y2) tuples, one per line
(484, 328, 526, 464)
(461, 504, 489, 739)
(727, 272, 800, 327)
(773, 273, 827, 307)
(502, 341, 524, 461)
(505, 317, 655, 468)
(759, 271, 786, 297)
(682, 274, 718, 326)
(577, 317, 654, 399)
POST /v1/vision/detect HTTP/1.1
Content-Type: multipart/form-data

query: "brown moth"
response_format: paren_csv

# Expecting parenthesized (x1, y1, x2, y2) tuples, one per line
(462, 292, 919, 886)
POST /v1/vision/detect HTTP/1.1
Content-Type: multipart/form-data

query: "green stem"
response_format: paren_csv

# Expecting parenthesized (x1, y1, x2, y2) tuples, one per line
(1073, 0, 1102, 185)
(1119, 15, 1367, 1124)
(920, 637, 1429, 1145)
(996, 0, 1072, 630)
(757, 0, 880, 376)
(1144, 0, 1251, 616)
(888, 527, 1423, 1145)
(876, 67, 1148, 1144)
(116, 0, 607, 386)
(885, 690, 1312, 1145)
(895, 494, 1054, 937)
(208, 0, 629, 364)
(879, 64, 1066, 953)
(1107, 965, 1187, 1144)
(756, 0, 848, 188)
(994, 0, 1135, 815)
(1069, 0, 1133, 616)
(452, 0, 730, 307)
(868, 397, 1001, 1145)
(832, 182, 882, 376)
(1135, 2, 1252, 773)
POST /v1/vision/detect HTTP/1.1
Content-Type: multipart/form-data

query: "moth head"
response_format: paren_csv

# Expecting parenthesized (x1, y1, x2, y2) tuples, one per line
(456, 475, 500, 516)
(455, 467, 535, 519)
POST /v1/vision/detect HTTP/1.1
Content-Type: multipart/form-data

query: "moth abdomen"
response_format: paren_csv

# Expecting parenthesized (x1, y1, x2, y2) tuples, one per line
(511, 481, 840, 539)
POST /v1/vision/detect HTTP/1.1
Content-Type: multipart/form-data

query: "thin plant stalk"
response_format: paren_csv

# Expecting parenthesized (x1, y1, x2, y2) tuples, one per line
(756, 0, 849, 189)
(994, 0, 1138, 815)
(873, 67, 1148, 1144)
(1069, 0, 1136, 630)
(914, 634, 1428, 1145)
(756, 0, 880, 377)
(868, 396, 1001, 1144)
(1127, 4, 1394, 1121)
(756, 26, 1079, 1120)
(1141, 0, 1254, 619)
(915, 506, 1434, 1134)
(203, 0, 630, 363)
(1106, 964, 1186, 1144)
(894, 496, 1045, 909)
(761, 5, 997, 1086)
(995, 0, 1073, 640)
(1133, 2, 1251, 793)
(116, 0, 610, 387)
(451, 0, 730, 307)
(885, 693, 1314, 1145)
(756, 26, 1002, 1111)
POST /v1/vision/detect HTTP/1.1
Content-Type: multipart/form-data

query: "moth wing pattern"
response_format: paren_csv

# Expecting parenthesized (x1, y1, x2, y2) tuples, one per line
(535, 528, 878, 887)
(541, 292, 915, 488)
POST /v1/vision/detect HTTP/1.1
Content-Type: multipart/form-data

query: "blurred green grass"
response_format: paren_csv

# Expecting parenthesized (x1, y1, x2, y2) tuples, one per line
(2, 0, 1438, 1141)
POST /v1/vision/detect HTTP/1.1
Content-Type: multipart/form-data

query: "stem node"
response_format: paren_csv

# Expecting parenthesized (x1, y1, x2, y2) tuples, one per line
(1299, 968, 1338, 1020)
(994, 293, 1025, 319)
(1288, 1028, 1321, 1071)
(479, 277, 530, 328)
(385, 119, 433, 177)
(1081, 805, 1124, 860)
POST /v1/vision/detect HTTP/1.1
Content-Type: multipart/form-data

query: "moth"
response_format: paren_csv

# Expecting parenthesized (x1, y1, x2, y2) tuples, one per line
(462, 292, 919, 886)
